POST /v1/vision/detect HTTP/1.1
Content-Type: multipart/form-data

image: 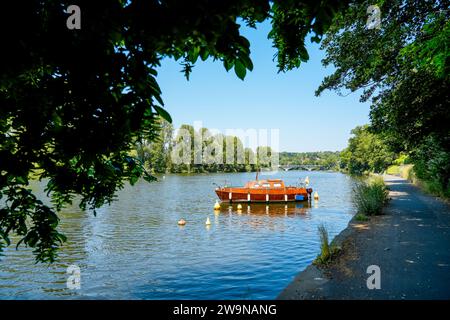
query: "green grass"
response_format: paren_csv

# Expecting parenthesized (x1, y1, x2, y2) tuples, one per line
(354, 213, 369, 221)
(352, 176, 389, 216)
(386, 165, 400, 175)
(318, 224, 330, 261)
(313, 224, 340, 266)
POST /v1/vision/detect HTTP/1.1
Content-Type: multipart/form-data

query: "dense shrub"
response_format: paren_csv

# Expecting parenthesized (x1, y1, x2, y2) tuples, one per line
(352, 177, 389, 216)
(411, 136, 450, 198)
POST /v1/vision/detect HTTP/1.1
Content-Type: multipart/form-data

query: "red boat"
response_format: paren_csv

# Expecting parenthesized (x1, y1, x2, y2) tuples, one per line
(215, 174, 312, 203)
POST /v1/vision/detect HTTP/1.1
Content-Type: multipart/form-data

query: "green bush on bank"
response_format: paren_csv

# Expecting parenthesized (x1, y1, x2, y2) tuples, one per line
(314, 224, 340, 266)
(411, 137, 450, 198)
(354, 213, 369, 221)
(352, 176, 389, 216)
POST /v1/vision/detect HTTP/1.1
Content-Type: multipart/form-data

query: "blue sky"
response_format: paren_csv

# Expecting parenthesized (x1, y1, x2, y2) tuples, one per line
(156, 20, 370, 152)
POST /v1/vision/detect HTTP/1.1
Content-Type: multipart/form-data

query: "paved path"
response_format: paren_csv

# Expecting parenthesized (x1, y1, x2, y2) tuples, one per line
(278, 175, 450, 299)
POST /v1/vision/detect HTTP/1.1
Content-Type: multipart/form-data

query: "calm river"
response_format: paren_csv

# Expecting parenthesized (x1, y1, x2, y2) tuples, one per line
(0, 171, 356, 299)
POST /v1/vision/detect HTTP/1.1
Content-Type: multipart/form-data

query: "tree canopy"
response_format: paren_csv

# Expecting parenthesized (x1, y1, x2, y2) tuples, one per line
(132, 121, 276, 174)
(317, 0, 449, 195)
(0, 0, 350, 262)
(340, 125, 395, 175)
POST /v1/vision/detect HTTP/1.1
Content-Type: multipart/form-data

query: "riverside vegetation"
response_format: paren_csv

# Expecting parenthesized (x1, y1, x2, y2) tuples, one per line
(352, 176, 389, 220)
(313, 177, 389, 266)
(1, 0, 447, 263)
(314, 224, 340, 266)
(319, 1, 449, 199)
(0, 1, 351, 262)
(129, 119, 342, 174)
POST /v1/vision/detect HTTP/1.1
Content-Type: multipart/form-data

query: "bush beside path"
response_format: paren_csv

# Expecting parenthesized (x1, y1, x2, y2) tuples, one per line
(278, 175, 450, 300)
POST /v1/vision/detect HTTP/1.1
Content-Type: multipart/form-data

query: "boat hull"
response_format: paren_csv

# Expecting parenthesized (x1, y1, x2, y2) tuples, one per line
(215, 187, 311, 203)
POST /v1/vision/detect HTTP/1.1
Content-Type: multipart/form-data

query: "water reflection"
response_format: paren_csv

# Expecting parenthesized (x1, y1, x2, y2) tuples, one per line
(216, 202, 311, 216)
(0, 171, 355, 299)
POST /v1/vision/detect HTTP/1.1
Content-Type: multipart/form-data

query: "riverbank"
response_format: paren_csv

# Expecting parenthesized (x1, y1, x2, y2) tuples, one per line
(1, 171, 355, 299)
(278, 174, 450, 299)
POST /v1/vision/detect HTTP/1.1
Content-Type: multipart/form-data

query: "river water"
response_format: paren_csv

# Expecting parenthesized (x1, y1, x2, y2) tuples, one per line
(0, 171, 355, 299)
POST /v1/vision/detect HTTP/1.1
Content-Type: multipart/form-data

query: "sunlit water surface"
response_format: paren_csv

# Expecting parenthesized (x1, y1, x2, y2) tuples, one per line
(0, 171, 355, 299)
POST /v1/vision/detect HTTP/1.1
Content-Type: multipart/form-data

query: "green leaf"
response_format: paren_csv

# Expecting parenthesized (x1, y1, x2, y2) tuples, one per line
(143, 172, 157, 182)
(129, 174, 139, 185)
(223, 59, 234, 72)
(311, 35, 321, 43)
(153, 105, 172, 123)
(16, 175, 28, 185)
(188, 46, 200, 63)
(27, 231, 39, 247)
(239, 55, 253, 71)
(153, 93, 164, 106)
(299, 45, 309, 61)
(0, 230, 11, 246)
(234, 60, 246, 80)
(200, 47, 209, 61)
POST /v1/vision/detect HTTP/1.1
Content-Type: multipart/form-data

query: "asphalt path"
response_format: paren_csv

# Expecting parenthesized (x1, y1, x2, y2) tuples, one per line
(278, 175, 450, 299)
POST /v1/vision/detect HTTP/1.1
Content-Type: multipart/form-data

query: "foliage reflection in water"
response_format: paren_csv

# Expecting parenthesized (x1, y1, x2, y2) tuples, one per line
(0, 171, 355, 299)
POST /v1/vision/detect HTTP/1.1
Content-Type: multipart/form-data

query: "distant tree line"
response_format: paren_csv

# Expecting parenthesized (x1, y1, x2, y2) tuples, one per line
(339, 125, 396, 175)
(279, 151, 341, 171)
(130, 120, 343, 174)
(130, 119, 278, 174)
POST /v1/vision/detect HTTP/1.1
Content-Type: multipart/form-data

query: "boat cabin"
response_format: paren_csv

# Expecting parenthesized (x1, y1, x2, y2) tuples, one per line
(244, 179, 285, 189)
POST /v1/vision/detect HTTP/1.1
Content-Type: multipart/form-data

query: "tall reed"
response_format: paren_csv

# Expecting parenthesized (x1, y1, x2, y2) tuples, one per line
(317, 224, 330, 262)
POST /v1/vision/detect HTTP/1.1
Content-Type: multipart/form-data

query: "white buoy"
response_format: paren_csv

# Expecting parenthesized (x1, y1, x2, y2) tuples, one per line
(314, 191, 319, 200)
(214, 201, 221, 210)
(205, 216, 211, 225)
(305, 176, 310, 185)
(178, 219, 186, 226)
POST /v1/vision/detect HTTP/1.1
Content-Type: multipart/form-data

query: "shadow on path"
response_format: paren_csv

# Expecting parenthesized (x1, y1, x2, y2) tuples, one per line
(278, 175, 450, 299)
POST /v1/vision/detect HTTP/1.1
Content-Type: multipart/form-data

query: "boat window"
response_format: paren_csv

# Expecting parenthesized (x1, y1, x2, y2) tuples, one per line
(253, 184, 260, 188)
(262, 183, 270, 188)
(273, 183, 282, 187)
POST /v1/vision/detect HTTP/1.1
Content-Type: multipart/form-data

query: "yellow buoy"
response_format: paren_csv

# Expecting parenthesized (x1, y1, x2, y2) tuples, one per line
(177, 219, 186, 226)
(314, 191, 319, 200)
(237, 203, 242, 210)
(214, 201, 221, 210)
(205, 216, 211, 225)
